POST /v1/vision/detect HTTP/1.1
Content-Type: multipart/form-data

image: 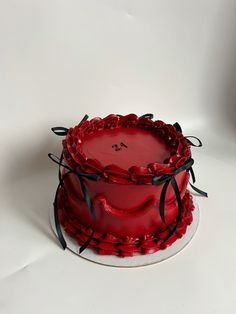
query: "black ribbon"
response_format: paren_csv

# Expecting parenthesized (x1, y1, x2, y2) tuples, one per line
(48, 153, 100, 253)
(51, 127, 69, 136)
(51, 114, 89, 137)
(116, 113, 154, 119)
(153, 122, 208, 240)
(173, 122, 203, 147)
(185, 136, 202, 147)
(173, 122, 182, 133)
(174, 122, 207, 196)
(80, 114, 89, 123)
(153, 158, 195, 239)
(49, 114, 100, 253)
(139, 113, 154, 119)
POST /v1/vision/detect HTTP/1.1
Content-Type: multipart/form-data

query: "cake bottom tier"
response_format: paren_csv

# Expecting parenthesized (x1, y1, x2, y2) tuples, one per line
(58, 189, 195, 257)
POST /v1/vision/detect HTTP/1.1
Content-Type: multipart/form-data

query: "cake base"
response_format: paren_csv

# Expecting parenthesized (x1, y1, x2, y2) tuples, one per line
(49, 196, 199, 267)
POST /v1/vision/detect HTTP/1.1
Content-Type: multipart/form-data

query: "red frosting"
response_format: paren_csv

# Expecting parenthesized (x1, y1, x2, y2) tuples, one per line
(58, 114, 195, 256)
(58, 188, 194, 257)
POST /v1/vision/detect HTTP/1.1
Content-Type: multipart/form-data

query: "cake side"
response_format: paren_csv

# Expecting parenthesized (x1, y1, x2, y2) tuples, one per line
(61, 170, 190, 238)
(58, 187, 194, 257)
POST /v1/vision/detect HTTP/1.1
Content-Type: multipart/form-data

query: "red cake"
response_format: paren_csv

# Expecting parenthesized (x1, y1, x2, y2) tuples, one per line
(49, 114, 206, 257)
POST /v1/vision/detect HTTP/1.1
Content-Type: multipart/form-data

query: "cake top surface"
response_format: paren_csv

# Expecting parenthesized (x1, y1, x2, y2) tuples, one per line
(81, 126, 171, 169)
(64, 114, 191, 184)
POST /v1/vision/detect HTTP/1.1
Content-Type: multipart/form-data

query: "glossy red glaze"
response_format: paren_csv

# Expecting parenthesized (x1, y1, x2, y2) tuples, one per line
(63, 170, 189, 237)
(81, 127, 171, 169)
(58, 188, 194, 257)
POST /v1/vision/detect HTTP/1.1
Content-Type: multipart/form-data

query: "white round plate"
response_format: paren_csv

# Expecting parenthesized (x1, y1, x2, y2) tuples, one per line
(49, 196, 199, 267)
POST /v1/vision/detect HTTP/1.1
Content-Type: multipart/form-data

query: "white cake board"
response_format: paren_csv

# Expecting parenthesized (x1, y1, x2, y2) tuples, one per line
(49, 197, 199, 267)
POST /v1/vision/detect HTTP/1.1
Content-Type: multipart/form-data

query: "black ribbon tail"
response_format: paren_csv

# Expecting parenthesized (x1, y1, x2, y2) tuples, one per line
(78, 177, 97, 254)
(185, 136, 202, 147)
(79, 229, 95, 254)
(80, 114, 89, 123)
(156, 156, 207, 240)
(158, 176, 183, 241)
(158, 176, 184, 241)
(48, 151, 100, 254)
(53, 151, 67, 249)
(48, 153, 72, 172)
(189, 166, 196, 183)
(140, 113, 154, 119)
(173, 122, 182, 133)
(167, 177, 182, 238)
(51, 127, 69, 136)
(53, 178, 67, 250)
(51, 115, 88, 137)
(188, 167, 208, 197)
(189, 182, 208, 197)
(58, 152, 64, 183)
(159, 180, 170, 225)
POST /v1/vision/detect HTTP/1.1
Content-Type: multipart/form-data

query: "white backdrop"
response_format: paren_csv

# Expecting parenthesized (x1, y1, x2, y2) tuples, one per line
(0, 1, 236, 314)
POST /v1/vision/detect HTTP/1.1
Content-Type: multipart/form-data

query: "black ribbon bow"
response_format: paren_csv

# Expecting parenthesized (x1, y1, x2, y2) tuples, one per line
(152, 122, 208, 240)
(48, 152, 100, 253)
(49, 114, 101, 253)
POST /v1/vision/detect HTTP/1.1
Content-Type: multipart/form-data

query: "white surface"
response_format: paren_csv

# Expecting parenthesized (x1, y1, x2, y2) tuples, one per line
(50, 199, 199, 267)
(1, 1, 236, 313)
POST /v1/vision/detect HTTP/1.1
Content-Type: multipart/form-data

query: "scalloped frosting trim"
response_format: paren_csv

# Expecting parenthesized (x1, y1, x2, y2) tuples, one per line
(63, 114, 191, 184)
(58, 189, 194, 257)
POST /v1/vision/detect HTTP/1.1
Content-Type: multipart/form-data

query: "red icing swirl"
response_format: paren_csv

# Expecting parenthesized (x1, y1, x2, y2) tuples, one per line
(63, 114, 191, 185)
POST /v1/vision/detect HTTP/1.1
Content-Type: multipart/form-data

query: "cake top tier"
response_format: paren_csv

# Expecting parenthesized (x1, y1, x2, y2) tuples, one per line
(64, 114, 191, 184)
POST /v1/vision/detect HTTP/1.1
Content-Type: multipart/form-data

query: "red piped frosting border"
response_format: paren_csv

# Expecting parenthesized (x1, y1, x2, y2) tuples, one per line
(63, 114, 191, 184)
(58, 188, 195, 257)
